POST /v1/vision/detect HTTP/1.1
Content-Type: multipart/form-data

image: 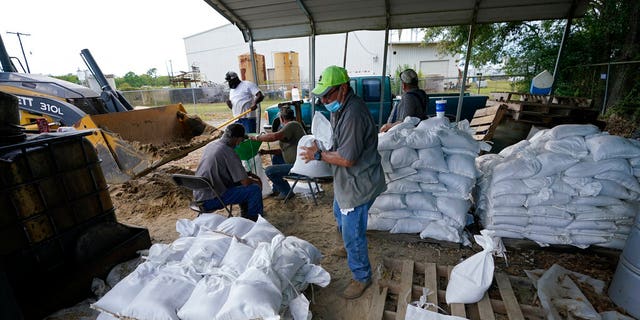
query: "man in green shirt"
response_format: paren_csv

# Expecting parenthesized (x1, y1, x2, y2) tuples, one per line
(249, 107, 306, 200)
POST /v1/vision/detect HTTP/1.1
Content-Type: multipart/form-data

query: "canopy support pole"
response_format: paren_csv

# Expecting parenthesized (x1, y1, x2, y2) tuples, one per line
(248, 36, 260, 133)
(456, 0, 480, 123)
(296, 0, 316, 114)
(343, 33, 349, 68)
(379, 0, 391, 127)
(550, 0, 578, 95)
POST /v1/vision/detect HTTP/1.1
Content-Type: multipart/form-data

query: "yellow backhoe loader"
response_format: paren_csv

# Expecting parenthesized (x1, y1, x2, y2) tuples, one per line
(0, 35, 221, 183)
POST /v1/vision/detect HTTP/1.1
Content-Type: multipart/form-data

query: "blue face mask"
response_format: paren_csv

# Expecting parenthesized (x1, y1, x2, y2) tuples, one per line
(325, 100, 341, 113)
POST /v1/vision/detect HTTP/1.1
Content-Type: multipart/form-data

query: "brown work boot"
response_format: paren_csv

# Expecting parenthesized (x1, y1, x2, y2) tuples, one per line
(342, 279, 371, 299)
(329, 245, 347, 258)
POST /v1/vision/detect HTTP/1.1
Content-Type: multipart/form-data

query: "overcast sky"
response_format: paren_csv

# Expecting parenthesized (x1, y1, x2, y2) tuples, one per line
(1, 0, 229, 77)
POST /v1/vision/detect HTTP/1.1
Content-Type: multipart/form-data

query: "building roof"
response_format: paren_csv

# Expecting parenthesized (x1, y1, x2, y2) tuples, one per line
(202, 0, 588, 42)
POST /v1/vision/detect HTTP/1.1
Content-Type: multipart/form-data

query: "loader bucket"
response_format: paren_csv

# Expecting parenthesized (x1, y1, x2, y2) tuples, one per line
(75, 103, 220, 184)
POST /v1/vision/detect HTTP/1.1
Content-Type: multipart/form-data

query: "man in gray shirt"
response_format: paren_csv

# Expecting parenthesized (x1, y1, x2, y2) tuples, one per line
(194, 123, 263, 221)
(380, 68, 428, 132)
(301, 66, 386, 299)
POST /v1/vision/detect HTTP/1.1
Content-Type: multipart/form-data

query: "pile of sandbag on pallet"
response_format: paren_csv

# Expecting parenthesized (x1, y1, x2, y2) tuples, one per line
(91, 215, 330, 320)
(475, 124, 640, 249)
(368, 117, 487, 245)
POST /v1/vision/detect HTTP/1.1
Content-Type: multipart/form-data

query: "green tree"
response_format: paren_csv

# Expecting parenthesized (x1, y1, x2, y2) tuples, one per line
(52, 73, 80, 84)
(422, 0, 639, 111)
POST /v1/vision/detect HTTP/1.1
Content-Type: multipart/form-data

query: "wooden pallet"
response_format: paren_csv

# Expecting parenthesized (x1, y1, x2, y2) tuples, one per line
(471, 105, 507, 141)
(370, 258, 543, 320)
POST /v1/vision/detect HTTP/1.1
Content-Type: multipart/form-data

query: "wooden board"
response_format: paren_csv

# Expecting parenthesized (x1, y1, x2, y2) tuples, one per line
(470, 105, 507, 141)
(374, 258, 544, 320)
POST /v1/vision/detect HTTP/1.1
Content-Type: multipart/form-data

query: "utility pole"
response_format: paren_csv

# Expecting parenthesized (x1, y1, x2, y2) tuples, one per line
(6, 31, 31, 73)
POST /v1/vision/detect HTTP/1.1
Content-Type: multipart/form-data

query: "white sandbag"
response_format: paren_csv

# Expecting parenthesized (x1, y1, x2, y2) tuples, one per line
(380, 150, 393, 173)
(372, 194, 407, 211)
(490, 179, 535, 197)
(442, 146, 480, 158)
(411, 210, 443, 220)
(530, 216, 572, 228)
(391, 147, 419, 168)
(378, 130, 406, 150)
(438, 172, 474, 196)
(311, 111, 333, 150)
(597, 180, 639, 200)
(290, 135, 333, 177)
(567, 220, 617, 231)
(525, 189, 571, 207)
(121, 265, 201, 320)
(549, 178, 578, 196)
(446, 154, 477, 179)
(416, 117, 450, 131)
(387, 180, 422, 193)
(571, 206, 624, 221)
(405, 169, 439, 183)
(241, 216, 283, 248)
(367, 214, 397, 230)
(420, 220, 463, 243)
(489, 194, 527, 207)
(405, 129, 440, 149)
(413, 147, 448, 172)
(487, 206, 528, 216)
(176, 213, 227, 237)
(492, 154, 541, 183)
(564, 158, 632, 177)
(242, 154, 272, 198)
(499, 140, 530, 158)
(405, 304, 468, 320)
(181, 233, 232, 272)
(476, 153, 503, 173)
(390, 218, 431, 233)
(146, 237, 196, 264)
(446, 230, 504, 304)
(549, 124, 600, 140)
(218, 237, 255, 276)
(561, 176, 602, 197)
(386, 166, 417, 182)
(522, 176, 554, 190)
(436, 196, 471, 225)
(532, 152, 580, 178)
(629, 156, 640, 167)
(405, 193, 437, 211)
(528, 206, 573, 219)
(544, 136, 589, 158)
(586, 134, 640, 161)
(595, 170, 640, 193)
(106, 257, 144, 288)
(215, 267, 282, 320)
(280, 235, 323, 265)
(486, 215, 528, 227)
(438, 129, 480, 154)
(375, 209, 413, 219)
(419, 182, 448, 193)
(607, 202, 639, 217)
(177, 273, 234, 320)
(92, 262, 160, 316)
(570, 196, 623, 207)
(215, 216, 255, 237)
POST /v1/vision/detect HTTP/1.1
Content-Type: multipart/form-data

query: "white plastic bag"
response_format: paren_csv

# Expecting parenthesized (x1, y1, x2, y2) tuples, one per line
(311, 111, 332, 150)
(242, 154, 271, 198)
(290, 135, 333, 177)
(445, 230, 505, 304)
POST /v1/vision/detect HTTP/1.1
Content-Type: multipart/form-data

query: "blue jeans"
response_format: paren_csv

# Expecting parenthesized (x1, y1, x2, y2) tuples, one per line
(265, 164, 293, 195)
(271, 154, 285, 165)
(333, 199, 374, 282)
(202, 184, 262, 220)
(236, 117, 257, 134)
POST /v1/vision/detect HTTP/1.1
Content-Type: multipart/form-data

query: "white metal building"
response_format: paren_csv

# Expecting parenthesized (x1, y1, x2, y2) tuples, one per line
(184, 24, 458, 87)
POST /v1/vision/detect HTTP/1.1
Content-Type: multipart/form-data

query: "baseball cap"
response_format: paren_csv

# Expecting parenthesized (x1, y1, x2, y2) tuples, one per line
(224, 123, 248, 139)
(400, 69, 418, 85)
(225, 71, 239, 81)
(312, 66, 350, 97)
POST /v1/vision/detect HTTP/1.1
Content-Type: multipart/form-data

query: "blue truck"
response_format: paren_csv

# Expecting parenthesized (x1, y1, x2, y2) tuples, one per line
(263, 75, 488, 131)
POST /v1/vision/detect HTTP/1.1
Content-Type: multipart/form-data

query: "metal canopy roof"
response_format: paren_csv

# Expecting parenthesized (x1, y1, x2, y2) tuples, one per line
(203, 0, 588, 42)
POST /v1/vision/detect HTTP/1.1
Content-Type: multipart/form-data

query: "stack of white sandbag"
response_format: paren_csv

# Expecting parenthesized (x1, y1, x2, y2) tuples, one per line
(91, 215, 330, 320)
(475, 124, 640, 249)
(369, 117, 485, 245)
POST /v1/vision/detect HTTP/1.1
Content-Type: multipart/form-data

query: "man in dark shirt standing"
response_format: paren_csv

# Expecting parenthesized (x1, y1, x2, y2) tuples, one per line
(194, 123, 263, 221)
(301, 66, 386, 299)
(380, 68, 428, 132)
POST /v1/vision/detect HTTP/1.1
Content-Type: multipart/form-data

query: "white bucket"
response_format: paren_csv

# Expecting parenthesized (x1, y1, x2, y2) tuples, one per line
(608, 212, 640, 318)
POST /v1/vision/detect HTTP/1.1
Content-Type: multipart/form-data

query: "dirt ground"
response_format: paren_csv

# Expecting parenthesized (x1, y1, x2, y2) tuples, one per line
(108, 114, 627, 319)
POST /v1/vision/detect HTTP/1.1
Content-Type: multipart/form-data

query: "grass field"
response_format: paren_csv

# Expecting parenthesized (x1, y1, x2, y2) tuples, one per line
(183, 99, 282, 121)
